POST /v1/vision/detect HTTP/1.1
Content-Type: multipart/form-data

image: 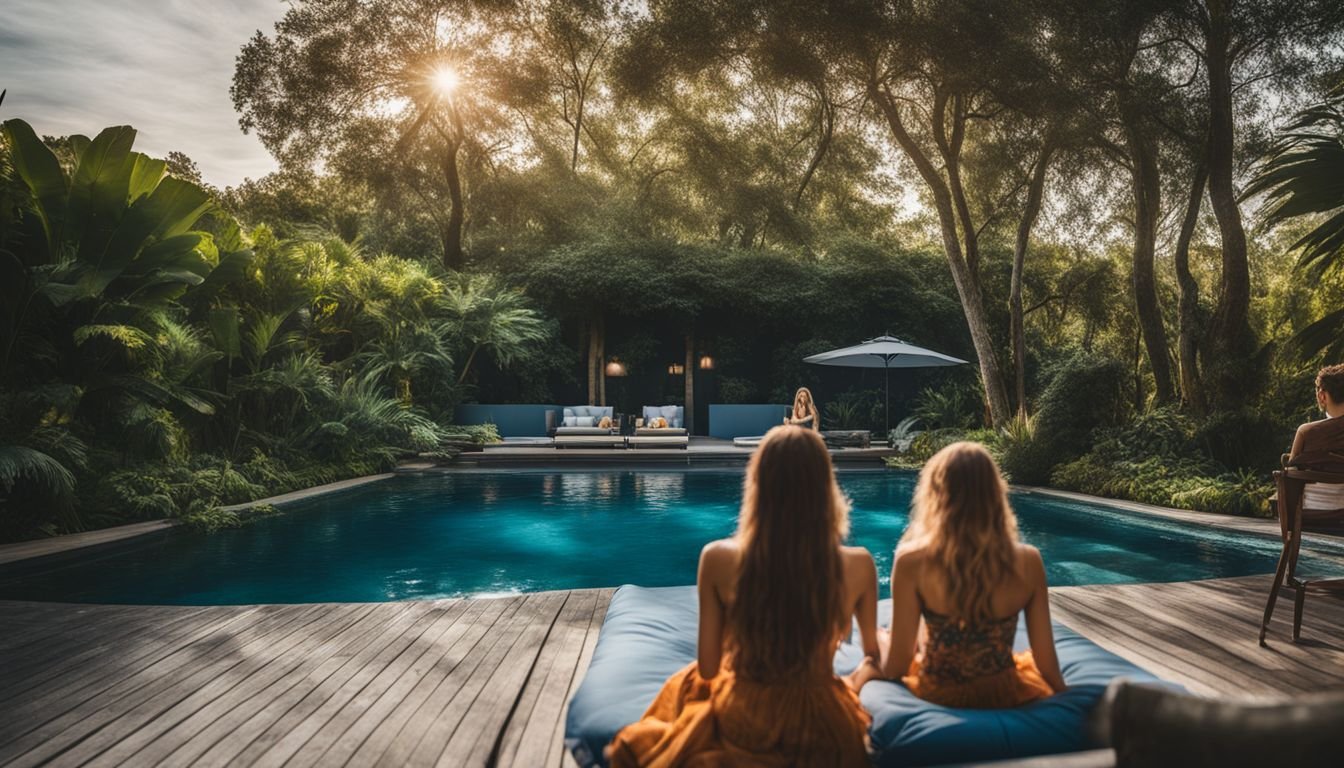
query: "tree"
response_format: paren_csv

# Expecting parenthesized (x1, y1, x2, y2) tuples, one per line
(1247, 88, 1344, 361)
(233, 0, 518, 270)
(1172, 0, 1344, 409)
(619, 0, 1069, 426)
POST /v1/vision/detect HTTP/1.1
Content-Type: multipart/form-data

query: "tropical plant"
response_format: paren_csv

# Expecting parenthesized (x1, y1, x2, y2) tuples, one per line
(440, 273, 550, 385)
(887, 415, 922, 451)
(822, 389, 881, 431)
(912, 383, 979, 430)
(1246, 88, 1344, 359)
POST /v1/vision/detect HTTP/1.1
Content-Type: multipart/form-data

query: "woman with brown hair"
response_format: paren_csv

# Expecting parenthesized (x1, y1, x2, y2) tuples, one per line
(785, 386, 820, 431)
(607, 425, 879, 766)
(848, 441, 1066, 707)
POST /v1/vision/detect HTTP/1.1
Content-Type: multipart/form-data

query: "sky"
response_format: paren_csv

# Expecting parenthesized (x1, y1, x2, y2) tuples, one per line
(0, 0, 286, 188)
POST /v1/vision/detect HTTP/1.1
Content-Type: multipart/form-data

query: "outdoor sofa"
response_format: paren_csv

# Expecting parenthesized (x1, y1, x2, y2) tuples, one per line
(629, 405, 688, 449)
(554, 406, 624, 449)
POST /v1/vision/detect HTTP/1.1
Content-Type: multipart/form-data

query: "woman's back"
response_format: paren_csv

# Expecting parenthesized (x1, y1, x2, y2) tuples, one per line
(608, 425, 877, 767)
(703, 538, 877, 682)
(850, 442, 1067, 709)
(900, 544, 1054, 704)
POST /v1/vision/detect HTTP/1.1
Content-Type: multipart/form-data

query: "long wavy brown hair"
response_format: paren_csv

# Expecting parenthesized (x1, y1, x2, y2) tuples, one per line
(791, 386, 819, 429)
(901, 441, 1021, 623)
(730, 425, 850, 682)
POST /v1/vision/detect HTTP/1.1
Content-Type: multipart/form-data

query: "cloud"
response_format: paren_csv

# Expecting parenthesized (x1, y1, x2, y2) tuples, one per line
(0, 0, 286, 187)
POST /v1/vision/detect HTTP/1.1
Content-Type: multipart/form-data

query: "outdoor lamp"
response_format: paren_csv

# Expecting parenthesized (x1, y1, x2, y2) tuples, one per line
(698, 354, 715, 370)
(667, 362, 685, 376)
(605, 358, 628, 377)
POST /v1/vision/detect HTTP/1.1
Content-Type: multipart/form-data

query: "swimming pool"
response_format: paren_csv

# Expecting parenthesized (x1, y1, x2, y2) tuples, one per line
(0, 469, 1326, 604)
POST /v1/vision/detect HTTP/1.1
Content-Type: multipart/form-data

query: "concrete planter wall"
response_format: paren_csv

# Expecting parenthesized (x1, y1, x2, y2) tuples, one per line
(708, 404, 790, 440)
(453, 404, 562, 438)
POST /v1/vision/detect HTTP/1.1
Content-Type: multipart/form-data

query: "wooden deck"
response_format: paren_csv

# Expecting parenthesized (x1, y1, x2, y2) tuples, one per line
(2, 575, 1341, 767)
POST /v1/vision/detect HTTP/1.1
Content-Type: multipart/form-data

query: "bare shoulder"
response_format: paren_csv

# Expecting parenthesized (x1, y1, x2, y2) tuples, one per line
(841, 545, 876, 567)
(700, 538, 739, 572)
(840, 545, 877, 578)
(894, 541, 930, 565)
(1016, 543, 1047, 581)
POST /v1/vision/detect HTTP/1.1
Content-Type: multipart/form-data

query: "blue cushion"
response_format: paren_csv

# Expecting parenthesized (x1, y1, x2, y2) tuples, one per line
(642, 405, 683, 429)
(565, 585, 1171, 768)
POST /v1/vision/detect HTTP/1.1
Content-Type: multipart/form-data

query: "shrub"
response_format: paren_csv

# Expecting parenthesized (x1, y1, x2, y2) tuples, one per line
(1051, 454, 1273, 517)
(912, 381, 981, 430)
(997, 416, 1055, 485)
(889, 427, 1001, 468)
(823, 389, 881, 431)
(1032, 353, 1131, 463)
(1194, 408, 1293, 473)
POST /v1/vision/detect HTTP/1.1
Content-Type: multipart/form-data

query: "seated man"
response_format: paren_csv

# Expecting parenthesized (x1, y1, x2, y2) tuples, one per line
(1287, 363, 1344, 513)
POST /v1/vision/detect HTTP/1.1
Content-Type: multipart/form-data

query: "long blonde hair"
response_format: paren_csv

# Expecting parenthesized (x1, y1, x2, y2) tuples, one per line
(901, 441, 1020, 623)
(731, 425, 850, 682)
(792, 386, 819, 429)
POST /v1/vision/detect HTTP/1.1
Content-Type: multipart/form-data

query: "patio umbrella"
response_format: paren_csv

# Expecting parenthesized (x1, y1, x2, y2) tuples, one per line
(803, 335, 968, 433)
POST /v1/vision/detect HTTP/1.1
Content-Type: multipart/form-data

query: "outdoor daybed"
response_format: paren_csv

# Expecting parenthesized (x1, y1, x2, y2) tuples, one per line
(629, 405, 688, 449)
(554, 406, 624, 449)
(565, 585, 1171, 768)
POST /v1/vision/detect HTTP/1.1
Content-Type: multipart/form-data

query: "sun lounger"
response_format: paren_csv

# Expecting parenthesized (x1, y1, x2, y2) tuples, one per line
(555, 406, 623, 448)
(628, 427, 688, 449)
(565, 585, 1174, 768)
(627, 405, 688, 449)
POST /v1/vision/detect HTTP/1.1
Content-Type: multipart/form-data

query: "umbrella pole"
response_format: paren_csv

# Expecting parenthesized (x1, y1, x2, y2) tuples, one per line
(884, 363, 890, 435)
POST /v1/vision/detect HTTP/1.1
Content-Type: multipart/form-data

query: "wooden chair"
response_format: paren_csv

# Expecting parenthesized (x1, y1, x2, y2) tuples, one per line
(1259, 467, 1344, 645)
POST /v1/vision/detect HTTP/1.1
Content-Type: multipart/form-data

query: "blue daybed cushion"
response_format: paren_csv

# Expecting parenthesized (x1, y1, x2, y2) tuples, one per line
(565, 585, 1170, 768)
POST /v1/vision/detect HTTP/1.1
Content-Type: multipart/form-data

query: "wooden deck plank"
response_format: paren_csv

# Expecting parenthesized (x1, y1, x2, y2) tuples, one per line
(4, 578, 1344, 768)
(278, 599, 479, 768)
(0, 605, 267, 750)
(302, 597, 493, 766)
(90, 603, 379, 767)
(0, 605, 214, 704)
(448, 591, 570, 767)
(2, 604, 332, 768)
(215, 601, 438, 768)
(345, 597, 509, 766)
(159, 601, 421, 768)
(1062, 586, 1323, 692)
(1052, 576, 1344, 698)
(241, 600, 467, 768)
(495, 589, 601, 768)
(552, 587, 614, 768)
(371, 596, 533, 767)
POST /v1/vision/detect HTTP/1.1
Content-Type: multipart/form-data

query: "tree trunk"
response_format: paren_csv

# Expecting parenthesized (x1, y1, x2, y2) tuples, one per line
(1203, 0, 1254, 409)
(684, 334, 695, 435)
(586, 318, 599, 406)
(1174, 158, 1208, 413)
(1011, 141, 1055, 419)
(598, 317, 607, 407)
(1123, 117, 1176, 406)
(869, 85, 1013, 427)
(441, 139, 465, 271)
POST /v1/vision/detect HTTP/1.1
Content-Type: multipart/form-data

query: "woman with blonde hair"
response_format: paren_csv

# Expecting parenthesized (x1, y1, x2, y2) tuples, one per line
(786, 386, 820, 431)
(608, 425, 880, 766)
(848, 441, 1066, 707)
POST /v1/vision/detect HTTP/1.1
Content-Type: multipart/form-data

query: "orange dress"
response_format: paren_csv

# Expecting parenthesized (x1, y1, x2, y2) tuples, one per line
(607, 654, 871, 767)
(903, 608, 1054, 709)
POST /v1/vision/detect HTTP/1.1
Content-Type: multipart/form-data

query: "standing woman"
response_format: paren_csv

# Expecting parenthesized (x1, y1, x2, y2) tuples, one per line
(786, 386, 821, 431)
(848, 441, 1066, 707)
(608, 426, 880, 766)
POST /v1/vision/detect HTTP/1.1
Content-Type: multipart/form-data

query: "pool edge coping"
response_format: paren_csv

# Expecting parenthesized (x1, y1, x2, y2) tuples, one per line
(0, 472, 397, 567)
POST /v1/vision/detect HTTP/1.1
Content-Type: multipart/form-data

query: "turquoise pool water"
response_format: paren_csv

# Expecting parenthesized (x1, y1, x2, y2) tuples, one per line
(0, 470, 1323, 604)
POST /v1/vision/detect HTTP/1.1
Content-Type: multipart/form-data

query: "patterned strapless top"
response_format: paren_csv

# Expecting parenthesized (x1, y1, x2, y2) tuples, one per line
(916, 608, 1018, 686)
